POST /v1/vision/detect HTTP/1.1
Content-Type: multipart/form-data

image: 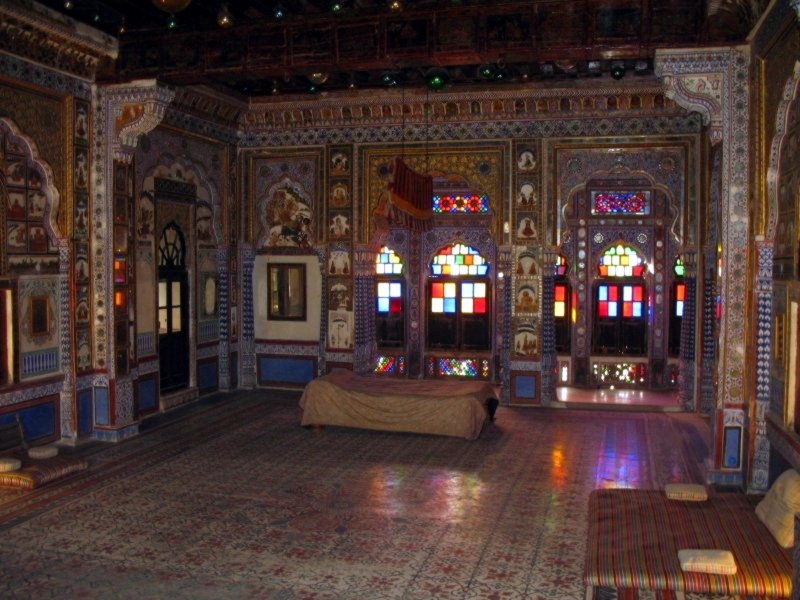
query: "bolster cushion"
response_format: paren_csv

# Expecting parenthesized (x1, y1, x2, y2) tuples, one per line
(678, 549, 737, 575)
(0, 456, 88, 489)
(665, 483, 708, 501)
(755, 469, 800, 548)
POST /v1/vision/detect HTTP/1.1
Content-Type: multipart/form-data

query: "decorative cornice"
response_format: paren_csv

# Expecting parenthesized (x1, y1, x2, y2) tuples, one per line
(0, 1, 116, 81)
(242, 77, 680, 131)
(106, 80, 176, 160)
(654, 47, 736, 145)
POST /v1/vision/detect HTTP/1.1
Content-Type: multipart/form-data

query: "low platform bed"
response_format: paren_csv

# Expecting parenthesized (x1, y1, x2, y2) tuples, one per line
(299, 370, 498, 440)
(584, 488, 793, 599)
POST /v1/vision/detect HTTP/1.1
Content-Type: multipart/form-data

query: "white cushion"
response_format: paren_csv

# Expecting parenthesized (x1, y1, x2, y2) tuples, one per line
(678, 549, 737, 575)
(665, 483, 708, 501)
(0, 457, 22, 473)
(755, 469, 800, 548)
(28, 445, 58, 459)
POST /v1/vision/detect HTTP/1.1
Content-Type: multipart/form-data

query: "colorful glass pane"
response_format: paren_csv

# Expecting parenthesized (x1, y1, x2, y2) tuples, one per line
(430, 243, 488, 277)
(554, 254, 568, 276)
(598, 244, 644, 278)
(675, 282, 685, 317)
(433, 195, 489, 214)
(375, 246, 403, 275)
(674, 256, 685, 277)
(591, 191, 650, 215)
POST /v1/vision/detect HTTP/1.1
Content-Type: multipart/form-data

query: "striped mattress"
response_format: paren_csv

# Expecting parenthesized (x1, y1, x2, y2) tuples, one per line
(584, 489, 792, 598)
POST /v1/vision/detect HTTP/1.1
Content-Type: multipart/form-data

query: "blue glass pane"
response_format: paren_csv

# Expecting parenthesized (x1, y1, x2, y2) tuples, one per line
(443, 298, 456, 313)
(632, 303, 642, 318)
(377, 298, 389, 312)
(608, 303, 618, 317)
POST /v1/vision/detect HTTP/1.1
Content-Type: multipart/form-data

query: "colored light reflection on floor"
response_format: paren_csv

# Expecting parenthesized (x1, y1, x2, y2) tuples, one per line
(593, 427, 643, 489)
(368, 467, 483, 520)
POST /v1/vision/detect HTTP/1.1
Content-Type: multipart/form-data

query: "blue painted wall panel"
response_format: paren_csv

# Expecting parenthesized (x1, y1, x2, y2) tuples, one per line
(514, 375, 538, 400)
(78, 389, 93, 436)
(95, 387, 110, 426)
(198, 360, 218, 391)
(259, 357, 314, 385)
(137, 378, 157, 413)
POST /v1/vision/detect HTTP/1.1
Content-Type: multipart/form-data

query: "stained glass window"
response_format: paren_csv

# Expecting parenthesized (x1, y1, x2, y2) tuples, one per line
(598, 244, 645, 278)
(554, 284, 568, 318)
(673, 256, 685, 277)
(428, 243, 491, 352)
(376, 247, 405, 348)
(669, 256, 685, 357)
(430, 243, 489, 277)
(376, 246, 403, 275)
(591, 191, 650, 215)
(554, 254, 569, 276)
(596, 284, 644, 319)
(432, 195, 489, 214)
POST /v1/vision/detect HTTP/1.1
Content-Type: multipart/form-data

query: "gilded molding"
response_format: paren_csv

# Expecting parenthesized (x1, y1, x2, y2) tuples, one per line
(106, 81, 176, 162)
(0, 2, 116, 80)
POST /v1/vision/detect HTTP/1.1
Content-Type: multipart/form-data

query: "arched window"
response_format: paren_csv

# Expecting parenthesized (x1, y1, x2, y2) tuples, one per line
(592, 244, 647, 355)
(427, 243, 490, 351)
(375, 246, 404, 348)
(669, 256, 685, 357)
(554, 254, 571, 353)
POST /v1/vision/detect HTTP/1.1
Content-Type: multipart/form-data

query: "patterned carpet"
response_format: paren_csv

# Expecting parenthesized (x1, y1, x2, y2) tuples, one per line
(0, 390, 715, 599)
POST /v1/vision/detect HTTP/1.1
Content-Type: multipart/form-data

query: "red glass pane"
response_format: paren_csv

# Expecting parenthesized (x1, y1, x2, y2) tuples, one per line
(598, 302, 608, 317)
(554, 285, 566, 302)
(676, 284, 685, 301)
(599, 265, 608, 277)
(623, 302, 632, 317)
(432, 282, 444, 298)
(633, 286, 643, 302)
(390, 298, 402, 313)
(473, 298, 486, 313)
(608, 286, 618, 301)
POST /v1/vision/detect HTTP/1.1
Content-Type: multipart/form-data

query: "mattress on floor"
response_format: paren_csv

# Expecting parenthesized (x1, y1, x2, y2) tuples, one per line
(584, 489, 793, 598)
(299, 370, 496, 440)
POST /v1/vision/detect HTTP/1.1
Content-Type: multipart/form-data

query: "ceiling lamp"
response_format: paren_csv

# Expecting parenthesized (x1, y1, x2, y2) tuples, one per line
(610, 61, 625, 80)
(217, 4, 234, 28)
(152, 0, 192, 12)
(308, 72, 329, 85)
(424, 68, 449, 92)
(381, 71, 399, 87)
(273, 4, 286, 20)
(477, 64, 496, 80)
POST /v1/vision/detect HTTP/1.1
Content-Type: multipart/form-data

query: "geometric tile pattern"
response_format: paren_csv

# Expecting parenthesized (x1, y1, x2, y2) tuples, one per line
(0, 393, 712, 599)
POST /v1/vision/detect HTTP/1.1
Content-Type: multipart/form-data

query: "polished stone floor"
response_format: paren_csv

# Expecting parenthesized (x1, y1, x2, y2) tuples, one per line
(0, 389, 713, 599)
(555, 386, 681, 409)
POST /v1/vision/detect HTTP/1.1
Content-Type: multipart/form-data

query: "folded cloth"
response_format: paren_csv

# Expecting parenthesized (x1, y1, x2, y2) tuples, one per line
(678, 549, 737, 575)
(28, 445, 59, 459)
(0, 457, 22, 473)
(665, 482, 708, 501)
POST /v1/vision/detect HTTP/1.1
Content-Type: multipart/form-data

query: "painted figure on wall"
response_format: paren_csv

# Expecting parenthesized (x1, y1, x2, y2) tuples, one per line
(265, 183, 313, 248)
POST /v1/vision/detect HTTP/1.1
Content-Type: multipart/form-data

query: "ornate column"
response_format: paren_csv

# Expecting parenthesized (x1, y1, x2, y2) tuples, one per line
(353, 243, 378, 374)
(93, 80, 174, 439)
(656, 47, 754, 487)
(679, 247, 699, 412)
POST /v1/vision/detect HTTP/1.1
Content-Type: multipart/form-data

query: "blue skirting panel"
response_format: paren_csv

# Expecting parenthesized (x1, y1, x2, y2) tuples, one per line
(95, 387, 110, 426)
(512, 372, 540, 405)
(77, 388, 93, 436)
(198, 358, 219, 394)
(258, 355, 316, 386)
(136, 376, 158, 415)
(0, 396, 58, 443)
(230, 352, 238, 389)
